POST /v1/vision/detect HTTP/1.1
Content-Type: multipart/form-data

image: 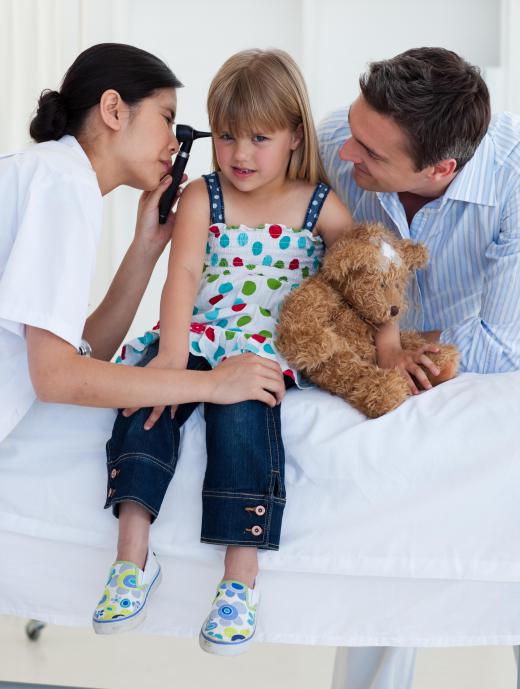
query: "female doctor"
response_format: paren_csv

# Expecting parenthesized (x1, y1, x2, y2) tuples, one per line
(0, 42, 285, 445)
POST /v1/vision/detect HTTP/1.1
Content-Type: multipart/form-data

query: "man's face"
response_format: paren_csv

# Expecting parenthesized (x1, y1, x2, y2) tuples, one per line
(340, 96, 434, 194)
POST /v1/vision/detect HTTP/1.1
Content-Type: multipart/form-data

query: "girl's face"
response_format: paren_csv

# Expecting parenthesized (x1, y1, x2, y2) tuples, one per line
(214, 126, 302, 193)
(118, 88, 179, 191)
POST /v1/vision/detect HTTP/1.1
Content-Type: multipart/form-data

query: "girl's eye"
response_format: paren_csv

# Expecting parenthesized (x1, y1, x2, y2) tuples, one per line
(220, 133, 233, 141)
(164, 116, 174, 127)
(367, 150, 378, 160)
(253, 135, 268, 143)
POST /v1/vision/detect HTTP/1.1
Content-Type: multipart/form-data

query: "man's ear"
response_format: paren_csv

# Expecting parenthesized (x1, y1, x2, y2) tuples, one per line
(430, 158, 457, 182)
(290, 123, 304, 150)
(98, 89, 127, 132)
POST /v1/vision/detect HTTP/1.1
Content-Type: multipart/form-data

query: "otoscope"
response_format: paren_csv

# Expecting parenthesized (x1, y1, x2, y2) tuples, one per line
(158, 124, 212, 223)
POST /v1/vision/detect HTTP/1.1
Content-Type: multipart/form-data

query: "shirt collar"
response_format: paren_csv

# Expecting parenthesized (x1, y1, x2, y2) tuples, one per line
(441, 132, 497, 207)
(58, 134, 94, 170)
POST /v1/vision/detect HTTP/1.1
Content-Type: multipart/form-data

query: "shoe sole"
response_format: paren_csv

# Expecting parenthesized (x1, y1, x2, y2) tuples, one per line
(198, 630, 255, 656)
(92, 568, 162, 635)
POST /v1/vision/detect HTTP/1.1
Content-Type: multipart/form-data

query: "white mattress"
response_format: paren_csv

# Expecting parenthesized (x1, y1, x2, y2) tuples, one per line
(1, 372, 520, 646)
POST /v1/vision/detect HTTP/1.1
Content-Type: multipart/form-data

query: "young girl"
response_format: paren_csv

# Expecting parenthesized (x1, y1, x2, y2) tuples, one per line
(94, 49, 352, 651)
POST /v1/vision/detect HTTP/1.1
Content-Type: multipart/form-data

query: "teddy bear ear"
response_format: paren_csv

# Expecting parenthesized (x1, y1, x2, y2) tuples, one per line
(321, 235, 370, 281)
(400, 241, 429, 271)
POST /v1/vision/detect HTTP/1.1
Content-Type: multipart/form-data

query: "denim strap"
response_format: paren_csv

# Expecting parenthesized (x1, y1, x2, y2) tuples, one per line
(302, 181, 331, 231)
(203, 172, 226, 224)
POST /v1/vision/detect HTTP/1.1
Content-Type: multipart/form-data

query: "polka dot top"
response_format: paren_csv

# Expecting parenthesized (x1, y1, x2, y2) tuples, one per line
(118, 172, 330, 387)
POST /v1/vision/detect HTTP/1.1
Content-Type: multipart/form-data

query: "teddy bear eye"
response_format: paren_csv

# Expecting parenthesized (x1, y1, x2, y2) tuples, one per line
(380, 281, 385, 288)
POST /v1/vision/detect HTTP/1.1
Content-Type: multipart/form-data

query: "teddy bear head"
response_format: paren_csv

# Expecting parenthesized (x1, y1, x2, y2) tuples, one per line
(320, 223, 428, 327)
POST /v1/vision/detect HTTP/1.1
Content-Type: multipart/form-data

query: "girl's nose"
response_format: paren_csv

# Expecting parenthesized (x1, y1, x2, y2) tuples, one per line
(234, 139, 251, 160)
(340, 137, 362, 164)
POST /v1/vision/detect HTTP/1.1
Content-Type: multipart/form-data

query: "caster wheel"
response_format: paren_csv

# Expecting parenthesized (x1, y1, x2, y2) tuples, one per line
(25, 619, 46, 641)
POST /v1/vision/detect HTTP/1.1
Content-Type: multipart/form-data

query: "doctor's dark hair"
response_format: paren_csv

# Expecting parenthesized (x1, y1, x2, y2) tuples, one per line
(30, 43, 182, 143)
(359, 47, 491, 172)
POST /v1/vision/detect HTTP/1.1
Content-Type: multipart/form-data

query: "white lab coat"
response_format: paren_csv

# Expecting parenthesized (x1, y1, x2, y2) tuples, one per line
(0, 135, 102, 441)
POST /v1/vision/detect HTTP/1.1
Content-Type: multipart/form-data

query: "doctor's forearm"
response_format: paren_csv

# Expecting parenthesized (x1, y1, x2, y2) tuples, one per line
(27, 326, 213, 407)
(83, 241, 159, 361)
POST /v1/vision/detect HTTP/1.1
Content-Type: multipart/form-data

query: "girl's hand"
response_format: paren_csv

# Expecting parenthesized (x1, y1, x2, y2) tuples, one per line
(208, 354, 286, 406)
(133, 173, 188, 259)
(378, 345, 441, 395)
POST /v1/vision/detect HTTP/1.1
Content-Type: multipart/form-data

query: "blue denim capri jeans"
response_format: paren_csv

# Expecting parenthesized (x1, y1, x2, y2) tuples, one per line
(104, 341, 293, 550)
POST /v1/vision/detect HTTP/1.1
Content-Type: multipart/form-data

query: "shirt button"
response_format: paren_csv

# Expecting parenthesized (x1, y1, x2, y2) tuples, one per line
(255, 505, 266, 516)
(110, 469, 118, 479)
(251, 525, 263, 537)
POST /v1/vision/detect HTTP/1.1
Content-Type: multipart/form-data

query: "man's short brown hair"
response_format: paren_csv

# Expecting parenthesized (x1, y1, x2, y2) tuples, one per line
(359, 47, 491, 172)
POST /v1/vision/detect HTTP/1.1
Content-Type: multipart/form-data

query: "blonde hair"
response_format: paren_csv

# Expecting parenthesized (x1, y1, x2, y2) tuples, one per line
(207, 49, 329, 186)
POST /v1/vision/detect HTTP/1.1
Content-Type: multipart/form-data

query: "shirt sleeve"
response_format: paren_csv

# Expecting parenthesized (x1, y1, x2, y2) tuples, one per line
(0, 162, 101, 348)
(439, 187, 520, 373)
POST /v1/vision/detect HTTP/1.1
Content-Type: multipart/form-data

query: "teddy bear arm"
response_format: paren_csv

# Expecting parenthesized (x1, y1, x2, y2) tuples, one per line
(277, 280, 346, 370)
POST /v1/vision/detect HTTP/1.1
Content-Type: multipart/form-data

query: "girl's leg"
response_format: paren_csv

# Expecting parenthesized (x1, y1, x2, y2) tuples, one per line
(117, 502, 152, 570)
(201, 398, 286, 551)
(199, 397, 287, 655)
(94, 351, 210, 634)
(224, 545, 258, 588)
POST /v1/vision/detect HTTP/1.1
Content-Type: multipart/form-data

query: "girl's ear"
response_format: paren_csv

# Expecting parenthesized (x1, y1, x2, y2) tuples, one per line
(290, 123, 304, 150)
(99, 89, 127, 132)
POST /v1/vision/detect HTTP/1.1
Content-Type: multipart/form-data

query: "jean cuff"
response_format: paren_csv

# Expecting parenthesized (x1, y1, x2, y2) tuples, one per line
(201, 492, 285, 550)
(104, 454, 174, 523)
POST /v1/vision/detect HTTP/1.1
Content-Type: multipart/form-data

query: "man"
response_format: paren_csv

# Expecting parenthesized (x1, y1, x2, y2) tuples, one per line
(318, 47, 520, 689)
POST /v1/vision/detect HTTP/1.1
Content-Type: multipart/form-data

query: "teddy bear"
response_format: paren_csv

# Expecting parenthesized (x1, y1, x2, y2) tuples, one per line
(276, 223, 459, 418)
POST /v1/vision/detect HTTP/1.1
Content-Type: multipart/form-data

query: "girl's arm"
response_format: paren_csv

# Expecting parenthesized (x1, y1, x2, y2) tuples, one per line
(156, 178, 210, 367)
(315, 190, 354, 247)
(83, 175, 177, 361)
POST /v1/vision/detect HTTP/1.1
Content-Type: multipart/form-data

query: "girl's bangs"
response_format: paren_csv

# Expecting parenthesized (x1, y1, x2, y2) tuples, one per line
(210, 79, 290, 136)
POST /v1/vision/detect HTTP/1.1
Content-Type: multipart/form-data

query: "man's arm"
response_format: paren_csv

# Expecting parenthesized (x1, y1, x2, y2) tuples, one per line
(436, 189, 520, 373)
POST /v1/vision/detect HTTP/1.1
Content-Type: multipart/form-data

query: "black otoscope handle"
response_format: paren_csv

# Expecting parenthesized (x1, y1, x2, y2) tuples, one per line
(158, 148, 190, 224)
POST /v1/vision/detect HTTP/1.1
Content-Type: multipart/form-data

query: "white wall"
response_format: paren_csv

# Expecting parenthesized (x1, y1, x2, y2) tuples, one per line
(0, 0, 509, 340)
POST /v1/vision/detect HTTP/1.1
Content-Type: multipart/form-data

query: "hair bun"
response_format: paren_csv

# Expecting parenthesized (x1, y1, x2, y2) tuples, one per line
(29, 89, 69, 142)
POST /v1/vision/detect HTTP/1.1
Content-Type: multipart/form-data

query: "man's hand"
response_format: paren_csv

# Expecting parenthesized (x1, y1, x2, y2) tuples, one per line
(378, 345, 441, 394)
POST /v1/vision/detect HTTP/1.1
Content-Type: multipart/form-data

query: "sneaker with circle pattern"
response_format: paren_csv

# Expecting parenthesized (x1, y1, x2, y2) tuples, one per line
(92, 549, 161, 634)
(199, 579, 259, 655)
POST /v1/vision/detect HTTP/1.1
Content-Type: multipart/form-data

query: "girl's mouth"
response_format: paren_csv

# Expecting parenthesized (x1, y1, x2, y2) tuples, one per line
(232, 166, 255, 177)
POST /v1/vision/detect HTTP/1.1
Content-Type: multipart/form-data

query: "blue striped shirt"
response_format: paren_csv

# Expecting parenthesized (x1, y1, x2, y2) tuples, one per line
(318, 109, 520, 373)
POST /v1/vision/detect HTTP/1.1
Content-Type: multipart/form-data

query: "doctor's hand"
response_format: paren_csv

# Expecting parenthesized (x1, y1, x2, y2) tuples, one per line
(208, 354, 286, 407)
(133, 173, 188, 260)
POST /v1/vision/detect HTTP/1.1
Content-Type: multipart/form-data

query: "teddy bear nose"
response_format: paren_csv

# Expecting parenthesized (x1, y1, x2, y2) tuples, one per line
(390, 306, 399, 316)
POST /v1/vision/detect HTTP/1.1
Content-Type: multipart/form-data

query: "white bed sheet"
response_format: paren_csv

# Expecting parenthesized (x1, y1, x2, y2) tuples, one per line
(1, 372, 520, 646)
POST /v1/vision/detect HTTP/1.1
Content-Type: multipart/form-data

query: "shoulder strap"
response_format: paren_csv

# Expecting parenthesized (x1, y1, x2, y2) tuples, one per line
(202, 172, 226, 224)
(302, 182, 331, 231)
